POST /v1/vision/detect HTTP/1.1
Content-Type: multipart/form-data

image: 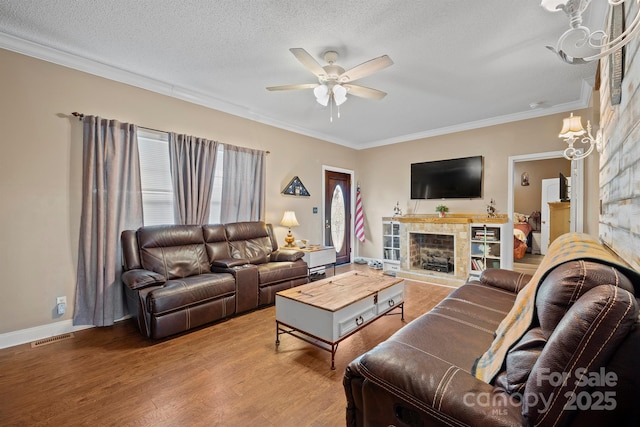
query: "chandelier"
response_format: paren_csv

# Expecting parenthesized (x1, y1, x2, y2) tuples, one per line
(541, 0, 640, 64)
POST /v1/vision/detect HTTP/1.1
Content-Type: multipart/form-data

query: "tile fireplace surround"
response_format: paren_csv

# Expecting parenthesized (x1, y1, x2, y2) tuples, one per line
(391, 214, 510, 287)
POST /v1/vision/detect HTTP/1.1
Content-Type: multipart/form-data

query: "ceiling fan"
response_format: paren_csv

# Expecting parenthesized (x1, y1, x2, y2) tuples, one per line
(267, 48, 393, 120)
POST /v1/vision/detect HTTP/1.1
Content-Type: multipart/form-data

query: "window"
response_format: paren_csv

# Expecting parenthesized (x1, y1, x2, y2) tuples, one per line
(137, 129, 223, 226)
(209, 147, 223, 223)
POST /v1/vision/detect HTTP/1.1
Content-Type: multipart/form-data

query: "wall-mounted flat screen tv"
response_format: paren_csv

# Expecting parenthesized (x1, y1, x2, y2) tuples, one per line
(411, 155, 483, 199)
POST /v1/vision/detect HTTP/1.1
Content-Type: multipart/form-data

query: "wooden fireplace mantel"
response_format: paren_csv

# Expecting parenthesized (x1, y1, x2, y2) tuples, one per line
(386, 213, 509, 225)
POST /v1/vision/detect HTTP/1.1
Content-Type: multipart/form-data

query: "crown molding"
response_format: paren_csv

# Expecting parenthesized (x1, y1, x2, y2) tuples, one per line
(360, 79, 594, 150)
(0, 31, 594, 150)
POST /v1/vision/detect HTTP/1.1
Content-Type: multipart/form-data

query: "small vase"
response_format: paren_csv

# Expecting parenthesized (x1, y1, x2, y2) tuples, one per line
(438, 211, 445, 218)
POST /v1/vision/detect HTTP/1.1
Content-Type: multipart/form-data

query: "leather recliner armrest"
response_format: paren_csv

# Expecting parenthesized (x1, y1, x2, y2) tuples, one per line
(480, 268, 532, 293)
(270, 249, 304, 262)
(347, 342, 524, 426)
(121, 269, 166, 290)
(211, 258, 250, 269)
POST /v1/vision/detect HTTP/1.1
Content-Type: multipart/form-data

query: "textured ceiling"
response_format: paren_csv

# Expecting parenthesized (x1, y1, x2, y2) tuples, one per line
(0, 0, 605, 149)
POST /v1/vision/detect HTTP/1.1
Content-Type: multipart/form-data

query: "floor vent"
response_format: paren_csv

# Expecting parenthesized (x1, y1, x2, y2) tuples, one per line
(31, 332, 75, 348)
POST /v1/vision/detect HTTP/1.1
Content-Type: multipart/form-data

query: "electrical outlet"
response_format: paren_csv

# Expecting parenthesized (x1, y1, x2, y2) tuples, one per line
(56, 296, 67, 315)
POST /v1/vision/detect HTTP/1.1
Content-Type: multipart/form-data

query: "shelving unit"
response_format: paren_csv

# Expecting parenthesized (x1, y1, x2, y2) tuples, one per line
(469, 223, 508, 279)
(382, 220, 401, 272)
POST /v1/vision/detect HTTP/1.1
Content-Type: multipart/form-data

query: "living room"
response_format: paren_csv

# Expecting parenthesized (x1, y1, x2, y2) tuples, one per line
(1, 1, 640, 425)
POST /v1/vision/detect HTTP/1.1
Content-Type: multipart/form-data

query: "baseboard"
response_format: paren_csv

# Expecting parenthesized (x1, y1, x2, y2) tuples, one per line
(0, 320, 93, 350)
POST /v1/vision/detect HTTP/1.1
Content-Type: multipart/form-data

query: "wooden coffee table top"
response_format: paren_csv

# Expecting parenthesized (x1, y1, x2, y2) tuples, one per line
(276, 271, 403, 312)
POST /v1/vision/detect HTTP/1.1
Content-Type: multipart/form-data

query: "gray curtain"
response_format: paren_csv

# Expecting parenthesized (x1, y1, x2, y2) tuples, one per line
(220, 145, 266, 223)
(168, 133, 219, 225)
(74, 116, 143, 326)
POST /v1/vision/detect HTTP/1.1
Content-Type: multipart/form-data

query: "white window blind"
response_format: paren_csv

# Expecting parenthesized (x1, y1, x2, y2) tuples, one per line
(137, 129, 224, 226)
(209, 147, 223, 224)
(137, 129, 174, 226)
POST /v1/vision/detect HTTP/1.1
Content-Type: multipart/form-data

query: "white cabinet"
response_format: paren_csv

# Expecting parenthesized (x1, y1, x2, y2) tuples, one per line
(382, 220, 401, 271)
(469, 223, 510, 279)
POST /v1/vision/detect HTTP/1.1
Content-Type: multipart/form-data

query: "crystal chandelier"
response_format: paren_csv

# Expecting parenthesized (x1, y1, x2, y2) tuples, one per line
(542, 0, 640, 64)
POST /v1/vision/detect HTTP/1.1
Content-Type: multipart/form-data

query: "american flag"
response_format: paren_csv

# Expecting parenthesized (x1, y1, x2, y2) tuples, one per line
(355, 185, 365, 243)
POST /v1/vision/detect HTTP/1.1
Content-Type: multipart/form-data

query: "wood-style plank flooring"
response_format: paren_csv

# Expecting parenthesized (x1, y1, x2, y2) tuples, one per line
(0, 264, 454, 426)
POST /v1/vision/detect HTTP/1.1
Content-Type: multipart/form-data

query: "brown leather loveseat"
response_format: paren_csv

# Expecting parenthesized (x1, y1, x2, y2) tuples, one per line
(121, 221, 308, 339)
(344, 233, 640, 426)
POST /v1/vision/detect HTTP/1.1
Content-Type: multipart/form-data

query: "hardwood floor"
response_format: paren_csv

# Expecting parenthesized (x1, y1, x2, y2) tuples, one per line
(0, 264, 453, 426)
(513, 253, 544, 275)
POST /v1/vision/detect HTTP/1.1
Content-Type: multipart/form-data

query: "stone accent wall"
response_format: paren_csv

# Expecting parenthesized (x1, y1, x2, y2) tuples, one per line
(599, 2, 640, 271)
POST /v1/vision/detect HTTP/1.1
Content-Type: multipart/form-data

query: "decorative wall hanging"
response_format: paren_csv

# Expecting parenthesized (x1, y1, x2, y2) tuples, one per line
(281, 176, 310, 196)
(609, 3, 625, 105)
(521, 172, 530, 186)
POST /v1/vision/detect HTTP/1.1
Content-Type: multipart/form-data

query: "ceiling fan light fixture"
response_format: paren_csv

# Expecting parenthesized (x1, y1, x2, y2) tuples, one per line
(332, 84, 347, 106)
(266, 48, 393, 121)
(314, 84, 329, 106)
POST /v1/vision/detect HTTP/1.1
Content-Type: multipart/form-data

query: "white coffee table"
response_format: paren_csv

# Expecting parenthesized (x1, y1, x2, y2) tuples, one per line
(275, 271, 404, 369)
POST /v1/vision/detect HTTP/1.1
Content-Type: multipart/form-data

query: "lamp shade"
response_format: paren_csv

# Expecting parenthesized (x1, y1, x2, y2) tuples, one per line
(280, 211, 299, 228)
(314, 84, 329, 106)
(333, 84, 348, 106)
(559, 113, 586, 138)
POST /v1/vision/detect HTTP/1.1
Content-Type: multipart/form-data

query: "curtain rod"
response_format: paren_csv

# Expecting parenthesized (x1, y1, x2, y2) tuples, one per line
(71, 112, 270, 154)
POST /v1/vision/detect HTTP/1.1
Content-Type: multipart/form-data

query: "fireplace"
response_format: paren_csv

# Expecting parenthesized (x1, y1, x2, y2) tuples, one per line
(409, 233, 455, 274)
(397, 217, 473, 285)
(393, 214, 510, 287)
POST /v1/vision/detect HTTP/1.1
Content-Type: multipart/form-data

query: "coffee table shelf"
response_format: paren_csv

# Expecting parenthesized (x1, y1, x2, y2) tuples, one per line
(275, 271, 404, 369)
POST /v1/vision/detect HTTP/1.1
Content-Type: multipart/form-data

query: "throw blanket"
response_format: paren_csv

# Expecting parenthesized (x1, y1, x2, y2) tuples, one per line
(513, 228, 527, 243)
(473, 232, 638, 383)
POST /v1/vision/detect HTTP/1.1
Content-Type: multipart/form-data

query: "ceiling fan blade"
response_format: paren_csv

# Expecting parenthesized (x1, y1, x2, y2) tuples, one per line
(339, 55, 393, 83)
(266, 83, 318, 91)
(343, 84, 387, 100)
(290, 48, 327, 78)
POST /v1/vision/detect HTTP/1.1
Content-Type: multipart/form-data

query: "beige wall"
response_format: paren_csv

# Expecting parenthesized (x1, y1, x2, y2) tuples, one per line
(513, 158, 571, 216)
(355, 110, 598, 260)
(0, 48, 358, 334)
(0, 47, 605, 339)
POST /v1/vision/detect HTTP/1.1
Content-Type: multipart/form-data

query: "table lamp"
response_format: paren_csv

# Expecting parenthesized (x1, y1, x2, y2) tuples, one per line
(280, 211, 299, 247)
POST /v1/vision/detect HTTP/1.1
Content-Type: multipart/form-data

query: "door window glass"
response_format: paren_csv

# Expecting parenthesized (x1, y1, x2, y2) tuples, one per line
(331, 185, 345, 252)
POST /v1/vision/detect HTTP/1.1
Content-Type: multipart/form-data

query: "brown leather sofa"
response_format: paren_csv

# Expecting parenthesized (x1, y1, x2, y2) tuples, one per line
(121, 221, 308, 339)
(344, 233, 640, 426)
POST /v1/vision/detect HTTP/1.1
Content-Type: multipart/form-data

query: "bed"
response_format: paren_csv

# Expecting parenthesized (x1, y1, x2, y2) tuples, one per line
(513, 213, 534, 260)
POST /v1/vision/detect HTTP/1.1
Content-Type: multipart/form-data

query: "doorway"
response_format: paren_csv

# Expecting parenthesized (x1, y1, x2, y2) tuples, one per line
(508, 151, 583, 270)
(540, 177, 561, 254)
(323, 167, 353, 265)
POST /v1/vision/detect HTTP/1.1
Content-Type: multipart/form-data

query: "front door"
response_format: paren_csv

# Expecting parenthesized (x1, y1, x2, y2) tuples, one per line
(324, 171, 351, 265)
